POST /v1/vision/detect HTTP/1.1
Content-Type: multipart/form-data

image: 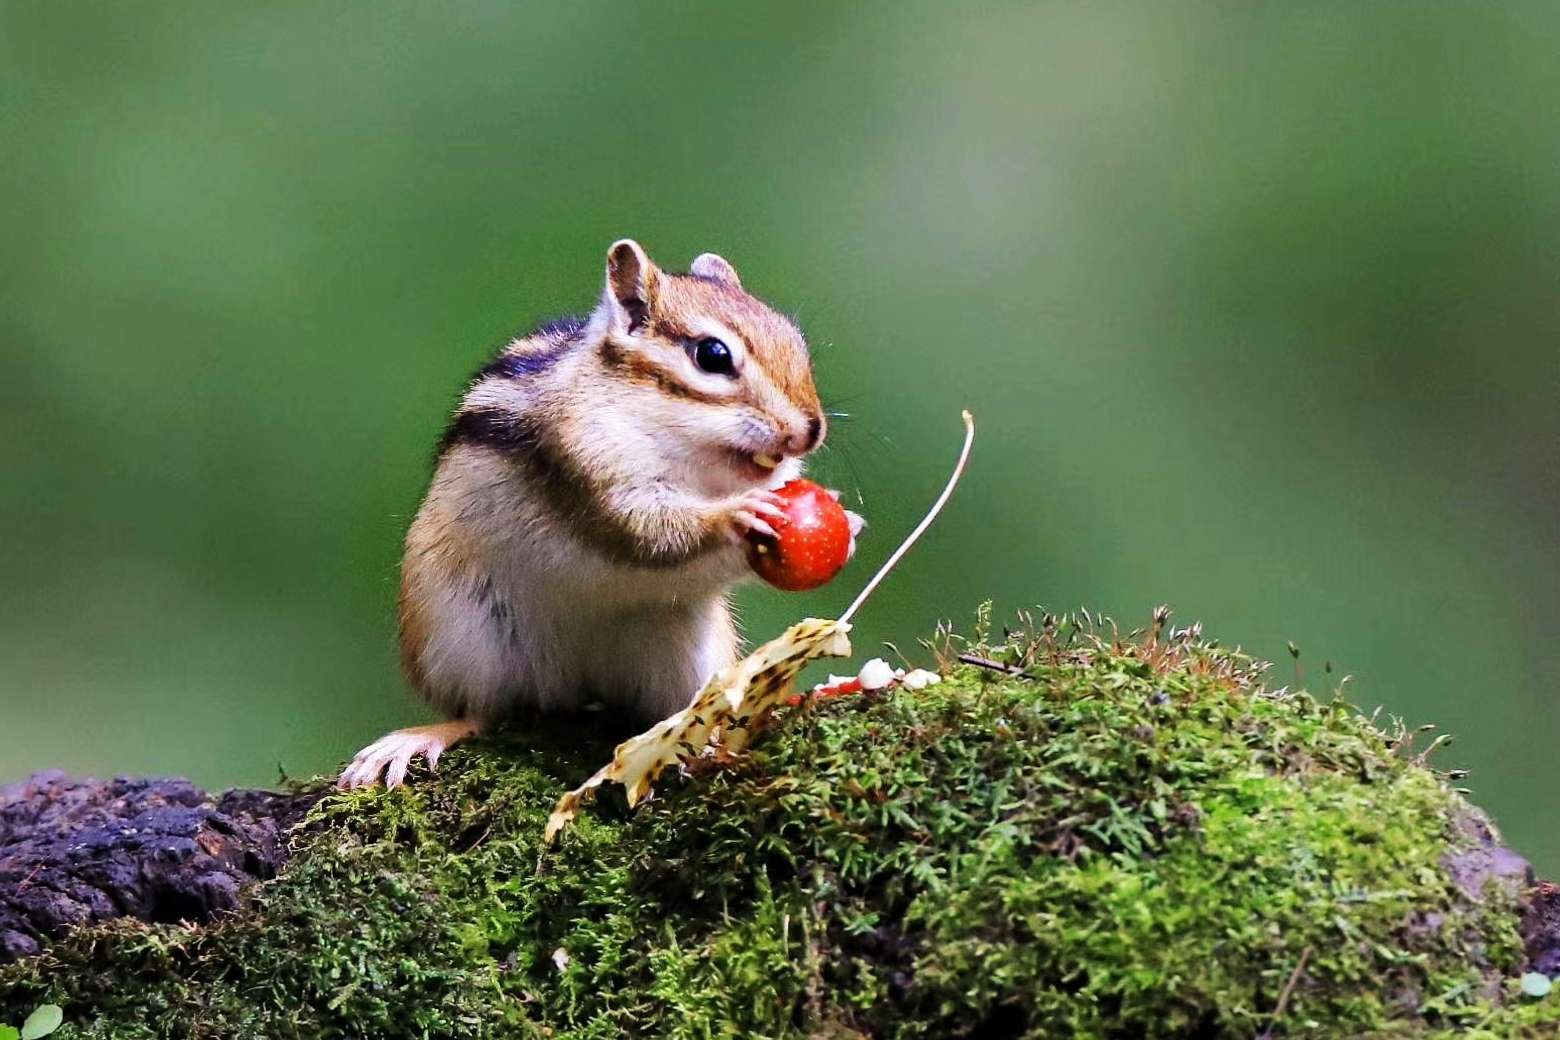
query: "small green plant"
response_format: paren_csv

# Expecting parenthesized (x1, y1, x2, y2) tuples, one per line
(0, 1004, 63, 1040)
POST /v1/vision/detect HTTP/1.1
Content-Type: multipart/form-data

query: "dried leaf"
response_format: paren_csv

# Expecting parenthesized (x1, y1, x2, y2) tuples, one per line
(544, 618, 851, 842)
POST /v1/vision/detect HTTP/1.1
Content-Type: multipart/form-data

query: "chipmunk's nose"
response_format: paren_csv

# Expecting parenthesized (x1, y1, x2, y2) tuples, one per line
(786, 414, 826, 455)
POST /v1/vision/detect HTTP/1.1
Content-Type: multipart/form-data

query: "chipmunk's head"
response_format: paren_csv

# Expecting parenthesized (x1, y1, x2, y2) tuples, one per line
(592, 239, 825, 490)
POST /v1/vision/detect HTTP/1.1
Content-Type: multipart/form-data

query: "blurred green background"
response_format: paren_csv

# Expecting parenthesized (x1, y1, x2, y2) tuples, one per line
(3, 3, 1556, 869)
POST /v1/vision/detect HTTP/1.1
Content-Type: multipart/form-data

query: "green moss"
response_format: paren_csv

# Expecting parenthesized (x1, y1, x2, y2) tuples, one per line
(1, 610, 1553, 1038)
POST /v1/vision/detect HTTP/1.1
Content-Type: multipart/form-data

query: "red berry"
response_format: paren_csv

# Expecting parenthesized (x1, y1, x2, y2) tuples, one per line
(748, 479, 852, 591)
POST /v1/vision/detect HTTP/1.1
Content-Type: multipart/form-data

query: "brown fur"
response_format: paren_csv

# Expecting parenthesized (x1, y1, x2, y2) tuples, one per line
(652, 273, 821, 415)
(396, 581, 430, 694)
(397, 499, 486, 699)
(436, 425, 725, 569)
(597, 337, 729, 406)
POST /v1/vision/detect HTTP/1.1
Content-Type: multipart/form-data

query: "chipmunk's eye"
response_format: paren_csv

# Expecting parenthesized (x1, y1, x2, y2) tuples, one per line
(693, 337, 736, 376)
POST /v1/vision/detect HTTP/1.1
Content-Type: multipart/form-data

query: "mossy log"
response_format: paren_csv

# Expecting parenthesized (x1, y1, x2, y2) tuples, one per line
(2, 613, 1558, 1039)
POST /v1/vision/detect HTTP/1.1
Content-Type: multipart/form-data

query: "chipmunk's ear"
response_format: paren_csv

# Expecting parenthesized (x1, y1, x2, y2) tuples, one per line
(689, 252, 741, 289)
(605, 239, 660, 332)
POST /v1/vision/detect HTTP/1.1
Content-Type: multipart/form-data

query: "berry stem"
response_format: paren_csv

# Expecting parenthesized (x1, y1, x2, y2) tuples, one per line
(839, 410, 975, 626)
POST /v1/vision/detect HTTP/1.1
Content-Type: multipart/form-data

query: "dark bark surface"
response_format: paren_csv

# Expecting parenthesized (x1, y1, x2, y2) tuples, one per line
(1525, 883, 1560, 977)
(1440, 809, 1560, 978)
(0, 770, 319, 962)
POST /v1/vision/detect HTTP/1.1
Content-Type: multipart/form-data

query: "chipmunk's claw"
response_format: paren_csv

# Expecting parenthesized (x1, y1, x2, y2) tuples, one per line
(844, 508, 865, 559)
(819, 489, 866, 559)
(728, 489, 787, 543)
(336, 719, 479, 790)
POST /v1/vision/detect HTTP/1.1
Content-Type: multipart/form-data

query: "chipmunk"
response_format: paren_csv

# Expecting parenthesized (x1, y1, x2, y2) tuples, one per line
(338, 240, 860, 789)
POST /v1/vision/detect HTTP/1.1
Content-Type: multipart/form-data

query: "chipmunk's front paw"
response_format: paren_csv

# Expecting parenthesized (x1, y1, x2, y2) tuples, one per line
(823, 488, 867, 559)
(843, 508, 865, 559)
(336, 719, 479, 790)
(723, 489, 787, 543)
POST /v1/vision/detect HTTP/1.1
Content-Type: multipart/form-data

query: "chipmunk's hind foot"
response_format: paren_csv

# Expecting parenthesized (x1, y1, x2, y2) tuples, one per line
(336, 719, 480, 790)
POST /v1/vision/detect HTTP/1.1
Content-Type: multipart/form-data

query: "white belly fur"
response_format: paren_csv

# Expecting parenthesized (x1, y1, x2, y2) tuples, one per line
(404, 448, 763, 723)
